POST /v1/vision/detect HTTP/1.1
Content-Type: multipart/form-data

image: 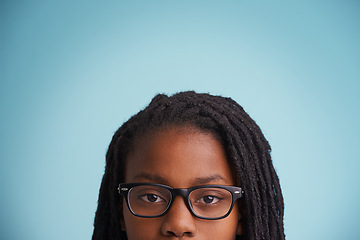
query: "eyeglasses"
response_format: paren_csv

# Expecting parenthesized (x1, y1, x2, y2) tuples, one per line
(118, 182, 244, 220)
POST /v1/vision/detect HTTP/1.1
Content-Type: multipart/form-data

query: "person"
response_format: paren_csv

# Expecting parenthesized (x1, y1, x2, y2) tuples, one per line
(92, 91, 285, 240)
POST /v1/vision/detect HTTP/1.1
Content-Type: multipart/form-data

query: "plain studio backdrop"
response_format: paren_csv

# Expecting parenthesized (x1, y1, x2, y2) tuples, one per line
(1, 1, 359, 239)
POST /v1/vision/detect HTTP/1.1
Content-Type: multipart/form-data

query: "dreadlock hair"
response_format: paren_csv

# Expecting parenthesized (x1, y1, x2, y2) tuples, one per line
(92, 91, 285, 240)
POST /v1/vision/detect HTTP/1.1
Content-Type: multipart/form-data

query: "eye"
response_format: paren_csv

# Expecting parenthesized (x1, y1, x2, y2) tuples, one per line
(198, 195, 221, 204)
(140, 194, 165, 203)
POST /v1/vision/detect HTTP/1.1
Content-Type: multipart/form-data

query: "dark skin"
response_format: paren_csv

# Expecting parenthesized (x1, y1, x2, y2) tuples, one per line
(121, 127, 243, 240)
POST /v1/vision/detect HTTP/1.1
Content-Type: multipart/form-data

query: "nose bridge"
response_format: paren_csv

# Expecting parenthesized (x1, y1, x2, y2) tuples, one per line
(173, 188, 194, 209)
(171, 188, 191, 210)
(161, 188, 196, 237)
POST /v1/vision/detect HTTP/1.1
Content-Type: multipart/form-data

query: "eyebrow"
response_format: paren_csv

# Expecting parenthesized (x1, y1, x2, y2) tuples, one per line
(133, 173, 228, 186)
(133, 173, 168, 184)
(193, 175, 228, 185)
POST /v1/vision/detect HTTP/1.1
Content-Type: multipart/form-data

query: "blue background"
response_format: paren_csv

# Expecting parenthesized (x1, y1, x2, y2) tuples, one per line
(1, 1, 359, 239)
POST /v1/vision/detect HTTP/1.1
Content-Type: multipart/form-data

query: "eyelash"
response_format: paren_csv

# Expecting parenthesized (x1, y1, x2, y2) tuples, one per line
(195, 195, 223, 204)
(139, 194, 166, 203)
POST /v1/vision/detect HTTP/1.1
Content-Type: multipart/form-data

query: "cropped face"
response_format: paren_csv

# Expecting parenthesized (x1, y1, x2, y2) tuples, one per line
(121, 127, 243, 240)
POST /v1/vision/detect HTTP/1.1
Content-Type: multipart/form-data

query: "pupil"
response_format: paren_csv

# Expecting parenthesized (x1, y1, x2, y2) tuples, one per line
(203, 195, 214, 203)
(147, 194, 158, 202)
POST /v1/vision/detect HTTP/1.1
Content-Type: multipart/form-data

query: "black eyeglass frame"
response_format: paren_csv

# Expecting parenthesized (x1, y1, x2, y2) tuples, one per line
(118, 182, 244, 220)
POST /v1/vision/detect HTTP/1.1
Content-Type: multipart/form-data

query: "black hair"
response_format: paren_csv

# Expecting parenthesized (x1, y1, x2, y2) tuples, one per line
(92, 91, 285, 240)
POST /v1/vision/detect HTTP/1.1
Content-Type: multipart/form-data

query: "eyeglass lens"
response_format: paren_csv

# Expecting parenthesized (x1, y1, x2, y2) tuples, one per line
(127, 185, 233, 218)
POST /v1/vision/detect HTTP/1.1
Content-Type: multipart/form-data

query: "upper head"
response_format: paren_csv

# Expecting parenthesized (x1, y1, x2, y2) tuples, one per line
(92, 91, 285, 240)
(122, 126, 242, 239)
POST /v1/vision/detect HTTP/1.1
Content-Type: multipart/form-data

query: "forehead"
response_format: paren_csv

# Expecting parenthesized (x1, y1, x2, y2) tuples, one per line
(125, 127, 235, 188)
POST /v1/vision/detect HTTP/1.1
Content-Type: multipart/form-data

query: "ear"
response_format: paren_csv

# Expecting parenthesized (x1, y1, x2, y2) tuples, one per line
(236, 213, 244, 235)
(118, 200, 126, 232)
(236, 203, 246, 236)
(120, 218, 126, 231)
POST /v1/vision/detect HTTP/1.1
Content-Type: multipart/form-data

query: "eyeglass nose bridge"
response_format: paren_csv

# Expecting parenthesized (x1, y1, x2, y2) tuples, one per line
(167, 188, 193, 211)
(171, 188, 191, 197)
